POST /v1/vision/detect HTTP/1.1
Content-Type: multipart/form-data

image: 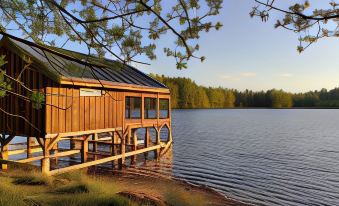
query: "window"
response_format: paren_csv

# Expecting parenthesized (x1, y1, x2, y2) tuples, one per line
(144, 97, 157, 119)
(159, 99, 169, 119)
(125, 97, 141, 119)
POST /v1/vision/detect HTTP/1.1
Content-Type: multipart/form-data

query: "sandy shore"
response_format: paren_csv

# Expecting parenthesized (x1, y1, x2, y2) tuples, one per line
(90, 171, 251, 206)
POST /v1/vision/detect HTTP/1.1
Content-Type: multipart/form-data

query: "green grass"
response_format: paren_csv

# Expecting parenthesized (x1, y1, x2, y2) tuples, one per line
(0, 171, 135, 206)
(54, 183, 90, 194)
(0, 170, 220, 206)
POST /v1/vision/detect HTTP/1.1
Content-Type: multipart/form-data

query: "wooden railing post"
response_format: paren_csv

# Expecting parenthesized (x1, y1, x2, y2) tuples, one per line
(118, 130, 126, 169)
(81, 135, 89, 163)
(131, 129, 138, 164)
(93, 133, 98, 152)
(41, 139, 50, 174)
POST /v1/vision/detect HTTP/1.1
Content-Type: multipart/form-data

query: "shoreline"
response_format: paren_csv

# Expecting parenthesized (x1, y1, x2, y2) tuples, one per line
(93, 170, 251, 206)
(0, 168, 250, 206)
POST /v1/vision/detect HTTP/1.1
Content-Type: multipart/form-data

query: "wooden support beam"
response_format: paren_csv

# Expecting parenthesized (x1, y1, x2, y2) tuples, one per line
(8, 147, 43, 156)
(46, 134, 61, 151)
(2, 135, 15, 147)
(45, 127, 122, 139)
(48, 145, 161, 176)
(0, 159, 39, 169)
(17, 150, 81, 163)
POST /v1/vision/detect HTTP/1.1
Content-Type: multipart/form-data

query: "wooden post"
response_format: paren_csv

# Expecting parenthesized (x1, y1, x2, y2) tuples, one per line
(118, 131, 126, 169)
(1, 144, 9, 170)
(81, 135, 89, 163)
(154, 129, 161, 159)
(111, 132, 116, 168)
(93, 133, 98, 152)
(52, 142, 59, 165)
(41, 139, 50, 174)
(144, 128, 150, 159)
(27, 137, 35, 158)
(131, 129, 138, 164)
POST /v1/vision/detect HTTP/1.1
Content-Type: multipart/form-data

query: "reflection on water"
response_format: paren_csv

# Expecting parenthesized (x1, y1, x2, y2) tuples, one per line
(9, 109, 339, 206)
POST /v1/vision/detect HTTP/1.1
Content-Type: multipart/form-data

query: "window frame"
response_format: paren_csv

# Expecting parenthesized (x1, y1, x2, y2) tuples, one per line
(144, 97, 158, 119)
(125, 96, 142, 119)
(159, 98, 170, 119)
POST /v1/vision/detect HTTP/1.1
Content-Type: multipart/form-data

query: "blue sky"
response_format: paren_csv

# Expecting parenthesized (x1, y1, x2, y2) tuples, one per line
(136, 0, 339, 93)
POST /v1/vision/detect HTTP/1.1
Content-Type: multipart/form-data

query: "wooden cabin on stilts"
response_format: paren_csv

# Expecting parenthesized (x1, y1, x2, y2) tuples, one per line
(0, 37, 172, 175)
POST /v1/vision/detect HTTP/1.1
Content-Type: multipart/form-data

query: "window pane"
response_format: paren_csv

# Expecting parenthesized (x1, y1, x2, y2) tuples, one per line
(125, 97, 141, 119)
(144, 98, 157, 119)
(159, 99, 169, 119)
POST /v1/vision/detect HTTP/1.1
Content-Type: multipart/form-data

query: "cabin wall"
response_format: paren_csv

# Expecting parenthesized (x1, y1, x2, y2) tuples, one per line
(45, 83, 125, 134)
(0, 47, 46, 137)
(45, 84, 171, 135)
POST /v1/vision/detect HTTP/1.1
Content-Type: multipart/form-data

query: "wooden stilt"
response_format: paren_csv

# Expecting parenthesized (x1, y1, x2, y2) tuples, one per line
(41, 139, 50, 174)
(144, 128, 150, 159)
(93, 133, 98, 152)
(111, 132, 115, 169)
(27, 137, 35, 158)
(81, 136, 89, 163)
(131, 130, 138, 164)
(1, 144, 9, 170)
(118, 131, 126, 169)
(1, 135, 14, 170)
(154, 129, 161, 159)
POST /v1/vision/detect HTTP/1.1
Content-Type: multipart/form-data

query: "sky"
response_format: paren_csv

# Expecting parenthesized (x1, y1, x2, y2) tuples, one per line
(136, 0, 339, 93)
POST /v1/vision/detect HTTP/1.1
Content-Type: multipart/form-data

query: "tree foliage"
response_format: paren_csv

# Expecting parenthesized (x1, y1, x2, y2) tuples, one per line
(251, 1, 339, 52)
(0, 0, 223, 69)
(153, 74, 339, 108)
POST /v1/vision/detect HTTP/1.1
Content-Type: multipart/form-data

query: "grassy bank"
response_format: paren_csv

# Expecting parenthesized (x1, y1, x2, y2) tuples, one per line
(0, 169, 247, 206)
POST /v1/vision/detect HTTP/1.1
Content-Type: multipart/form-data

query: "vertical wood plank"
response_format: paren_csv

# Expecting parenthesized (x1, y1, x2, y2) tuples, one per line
(65, 88, 73, 132)
(84, 97, 90, 131)
(104, 93, 109, 128)
(79, 95, 85, 131)
(72, 89, 80, 132)
(100, 94, 105, 129)
(45, 80, 52, 134)
(51, 84, 59, 133)
(58, 87, 66, 133)
(90, 97, 96, 130)
(95, 96, 100, 129)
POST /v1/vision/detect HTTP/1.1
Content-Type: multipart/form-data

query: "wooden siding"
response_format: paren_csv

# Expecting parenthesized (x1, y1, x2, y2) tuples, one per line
(45, 85, 125, 134)
(0, 47, 45, 137)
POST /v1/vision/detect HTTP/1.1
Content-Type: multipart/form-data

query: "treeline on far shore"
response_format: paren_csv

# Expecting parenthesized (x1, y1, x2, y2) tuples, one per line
(151, 74, 339, 109)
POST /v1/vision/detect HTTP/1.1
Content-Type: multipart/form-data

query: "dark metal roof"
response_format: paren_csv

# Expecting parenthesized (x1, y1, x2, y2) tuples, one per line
(5, 38, 167, 89)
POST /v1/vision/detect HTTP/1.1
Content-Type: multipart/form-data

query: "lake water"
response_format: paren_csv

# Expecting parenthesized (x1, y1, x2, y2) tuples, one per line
(167, 109, 339, 206)
(9, 109, 339, 205)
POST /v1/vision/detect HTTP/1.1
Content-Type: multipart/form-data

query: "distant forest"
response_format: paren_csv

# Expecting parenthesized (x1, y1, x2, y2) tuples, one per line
(151, 74, 339, 109)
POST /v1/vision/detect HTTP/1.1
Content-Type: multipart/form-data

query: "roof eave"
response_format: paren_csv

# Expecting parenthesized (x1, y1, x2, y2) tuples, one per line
(60, 76, 170, 94)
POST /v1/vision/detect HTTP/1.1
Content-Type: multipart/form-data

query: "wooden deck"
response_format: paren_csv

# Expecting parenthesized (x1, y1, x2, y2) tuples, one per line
(0, 121, 172, 175)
